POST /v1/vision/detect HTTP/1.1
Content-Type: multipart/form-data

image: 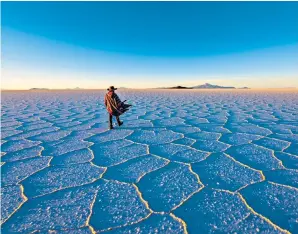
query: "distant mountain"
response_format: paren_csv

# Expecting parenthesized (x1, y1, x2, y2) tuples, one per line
(156, 83, 238, 89)
(155, 86, 192, 89)
(29, 88, 50, 90)
(169, 86, 192, 89)
(238, 87, 250, 89)
(192, 83, 235, 89)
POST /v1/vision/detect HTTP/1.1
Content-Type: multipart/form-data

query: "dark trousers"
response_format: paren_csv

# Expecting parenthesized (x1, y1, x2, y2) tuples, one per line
(109, 114, 121, 127)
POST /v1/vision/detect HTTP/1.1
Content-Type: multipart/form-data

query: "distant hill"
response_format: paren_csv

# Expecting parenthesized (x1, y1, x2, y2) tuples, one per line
(169, 86, 192, 89)
(29, 88, 50, 91)
(157, 83, 237, 89)
(192, 83, 235, 89)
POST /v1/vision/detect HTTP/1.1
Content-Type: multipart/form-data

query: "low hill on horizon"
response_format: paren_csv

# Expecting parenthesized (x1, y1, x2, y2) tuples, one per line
(157, 83, 238, 89)
(192, 83, 236, 89)
(29, 88, 50, 91)
(168, 86, 192, 89)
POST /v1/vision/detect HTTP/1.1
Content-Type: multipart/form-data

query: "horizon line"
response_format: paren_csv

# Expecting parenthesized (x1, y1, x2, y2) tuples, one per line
(1, 87, 297, 92)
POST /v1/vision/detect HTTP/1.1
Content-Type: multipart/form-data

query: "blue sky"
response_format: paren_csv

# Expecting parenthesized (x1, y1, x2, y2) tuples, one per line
(2, 2, 298, 89)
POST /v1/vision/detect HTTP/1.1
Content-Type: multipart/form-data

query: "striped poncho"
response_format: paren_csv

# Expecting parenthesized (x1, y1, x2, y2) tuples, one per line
(104, 91, 123, 116)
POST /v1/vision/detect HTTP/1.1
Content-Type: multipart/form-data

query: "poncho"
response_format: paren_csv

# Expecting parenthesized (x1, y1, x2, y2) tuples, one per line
(104, 91, 123, 116)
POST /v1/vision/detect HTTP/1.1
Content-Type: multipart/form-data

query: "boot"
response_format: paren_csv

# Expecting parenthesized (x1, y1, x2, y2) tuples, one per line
(116, 116, 123, 126)
(109, 114, 114, 130)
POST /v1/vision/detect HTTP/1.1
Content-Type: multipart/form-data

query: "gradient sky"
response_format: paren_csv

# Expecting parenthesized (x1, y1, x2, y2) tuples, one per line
(1, 1, 298, 89)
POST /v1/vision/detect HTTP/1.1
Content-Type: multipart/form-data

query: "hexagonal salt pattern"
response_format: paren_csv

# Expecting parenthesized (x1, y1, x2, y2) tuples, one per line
(1, 90, 297, 233)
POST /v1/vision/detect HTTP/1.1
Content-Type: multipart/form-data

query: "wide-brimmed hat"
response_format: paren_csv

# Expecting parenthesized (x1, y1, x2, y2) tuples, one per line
(107, 86, 117, 91)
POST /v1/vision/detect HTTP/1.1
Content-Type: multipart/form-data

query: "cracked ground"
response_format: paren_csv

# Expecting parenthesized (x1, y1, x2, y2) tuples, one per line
(1, 89, 298, 233)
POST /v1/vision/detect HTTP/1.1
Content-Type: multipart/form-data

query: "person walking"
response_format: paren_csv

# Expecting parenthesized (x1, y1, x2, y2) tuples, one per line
(104, 86, 124, 129)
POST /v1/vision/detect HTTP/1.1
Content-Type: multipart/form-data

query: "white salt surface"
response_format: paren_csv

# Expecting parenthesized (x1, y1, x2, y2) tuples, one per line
(1, 90, 297, 233)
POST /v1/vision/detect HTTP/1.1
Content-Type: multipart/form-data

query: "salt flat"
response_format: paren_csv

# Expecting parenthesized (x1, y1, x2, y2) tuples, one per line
(1, 89, 298, 233)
